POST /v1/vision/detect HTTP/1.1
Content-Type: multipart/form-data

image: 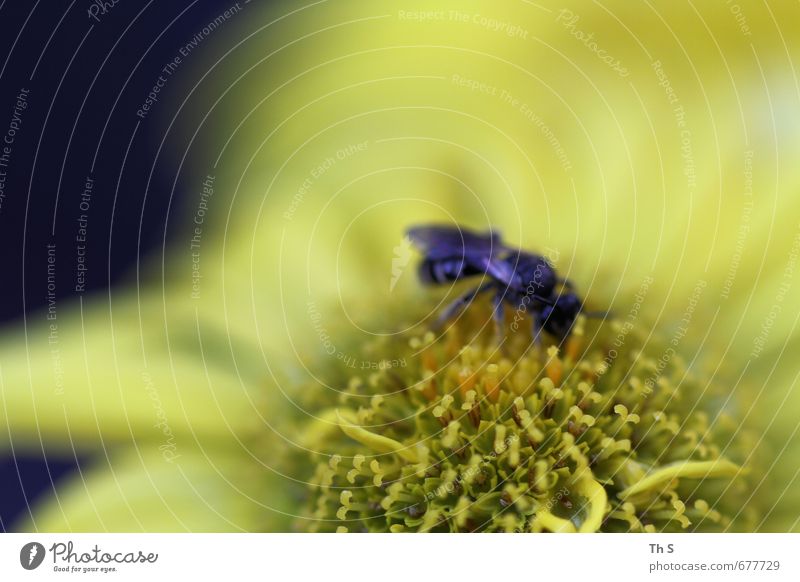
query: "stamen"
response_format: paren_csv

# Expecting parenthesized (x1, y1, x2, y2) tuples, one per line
(301, 302, 757, 532)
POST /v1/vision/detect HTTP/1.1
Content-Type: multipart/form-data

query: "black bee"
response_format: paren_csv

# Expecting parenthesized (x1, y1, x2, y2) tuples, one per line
(407, 224, 605, 343)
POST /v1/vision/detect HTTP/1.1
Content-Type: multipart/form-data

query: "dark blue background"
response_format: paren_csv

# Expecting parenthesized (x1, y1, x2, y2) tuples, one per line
(0, 0, 253, 531)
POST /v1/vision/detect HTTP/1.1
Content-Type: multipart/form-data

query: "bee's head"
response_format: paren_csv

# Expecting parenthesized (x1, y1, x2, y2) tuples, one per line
(510, 253, 557, 294)
(541, 292, 582, 341)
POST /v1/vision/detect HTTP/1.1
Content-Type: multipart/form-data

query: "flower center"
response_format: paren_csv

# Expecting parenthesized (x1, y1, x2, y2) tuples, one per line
(299, 302, 755, 532)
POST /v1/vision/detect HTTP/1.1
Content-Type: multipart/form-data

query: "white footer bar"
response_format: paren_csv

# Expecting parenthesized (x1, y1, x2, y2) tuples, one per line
(1, 533, 797, 581)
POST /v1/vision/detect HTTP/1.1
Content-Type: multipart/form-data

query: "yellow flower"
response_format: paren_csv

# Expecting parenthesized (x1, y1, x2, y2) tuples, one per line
(2, 0, 799, 531)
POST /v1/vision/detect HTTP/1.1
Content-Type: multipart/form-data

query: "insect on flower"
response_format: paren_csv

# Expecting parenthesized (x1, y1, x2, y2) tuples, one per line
(406, 224, 607, 343)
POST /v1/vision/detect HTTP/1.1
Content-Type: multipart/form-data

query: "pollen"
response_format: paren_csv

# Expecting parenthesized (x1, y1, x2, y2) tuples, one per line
(300, 303, 757, 533)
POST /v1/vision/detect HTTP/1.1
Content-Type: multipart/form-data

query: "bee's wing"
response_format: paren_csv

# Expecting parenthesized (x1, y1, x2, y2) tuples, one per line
(480, 256, 519, 288)
(406, 224, 507, 260)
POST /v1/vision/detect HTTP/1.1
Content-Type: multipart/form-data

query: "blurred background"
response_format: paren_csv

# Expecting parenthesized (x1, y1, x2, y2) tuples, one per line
(0, 1, 238, 530)
(1, 0, 799, 531)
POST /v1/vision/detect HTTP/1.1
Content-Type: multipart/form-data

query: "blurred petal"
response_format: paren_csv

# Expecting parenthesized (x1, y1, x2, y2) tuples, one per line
(21, 446, 292, 532)
(0, 289, 271, 454)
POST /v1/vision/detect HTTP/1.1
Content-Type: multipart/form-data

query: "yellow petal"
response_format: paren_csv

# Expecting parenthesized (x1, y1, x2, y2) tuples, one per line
(0, 291, 270, 453)
(336, 410, 418, 463)
(619, 459, 741, 500)
(18, 446, 291, 532)
(575, 477, 608, 533)
(534, 509, 576, 533)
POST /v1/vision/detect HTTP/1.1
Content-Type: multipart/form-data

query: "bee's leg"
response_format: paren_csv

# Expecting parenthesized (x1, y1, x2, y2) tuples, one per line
(435, 281, 495, 329)
(531, 312, 545, 349)
(491, 290, 507, 344)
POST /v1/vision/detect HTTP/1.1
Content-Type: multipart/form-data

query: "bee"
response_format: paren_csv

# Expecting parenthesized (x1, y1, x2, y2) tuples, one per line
(407, 224, 606, 343)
